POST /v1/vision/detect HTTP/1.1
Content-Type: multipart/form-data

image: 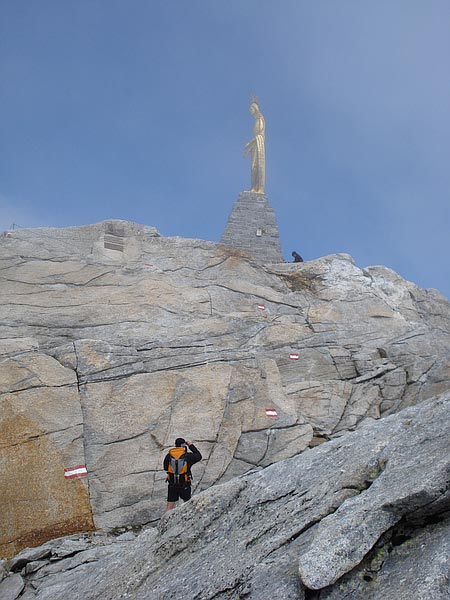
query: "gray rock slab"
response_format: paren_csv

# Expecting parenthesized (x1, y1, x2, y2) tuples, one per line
(22, 561, 48, 576)
(114, 531, 136, 542)
(320, 517, 450, 600)
(15, 394, 450, 600)
(49, 538, 95, 560)
(0, 573, 25, 600)
(362, 518, 450, 600)
(27, 531, 157, 600)
(17, 591, 37, 600)
(0, 559, 7, 582)
(10, 547, 52, 571)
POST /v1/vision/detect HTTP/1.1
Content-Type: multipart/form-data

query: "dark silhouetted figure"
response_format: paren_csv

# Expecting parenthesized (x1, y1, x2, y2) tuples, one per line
(164, 437, 202, 512)
(292, 251, 303, 263)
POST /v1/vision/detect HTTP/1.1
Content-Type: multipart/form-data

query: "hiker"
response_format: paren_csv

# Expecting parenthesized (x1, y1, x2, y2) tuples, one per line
(292, 251, 304, 263)
(163, 437, 202, 512)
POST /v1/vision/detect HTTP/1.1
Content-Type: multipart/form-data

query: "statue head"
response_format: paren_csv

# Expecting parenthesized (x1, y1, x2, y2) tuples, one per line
(250, 94, 260, 116)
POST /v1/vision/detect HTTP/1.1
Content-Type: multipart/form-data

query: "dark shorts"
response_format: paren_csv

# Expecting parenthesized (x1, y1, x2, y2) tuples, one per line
(167, 484, 192, 503)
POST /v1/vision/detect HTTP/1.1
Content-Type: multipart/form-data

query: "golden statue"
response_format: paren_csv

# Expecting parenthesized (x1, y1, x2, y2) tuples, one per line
(244, 96, 265, 194)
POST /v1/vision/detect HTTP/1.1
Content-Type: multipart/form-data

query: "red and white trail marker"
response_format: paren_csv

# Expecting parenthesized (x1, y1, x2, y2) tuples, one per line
(265, 408, 278, 418)
(257, 304, 265, 311)
(289, 353, 299, 360)
(64, 465, 88, 479)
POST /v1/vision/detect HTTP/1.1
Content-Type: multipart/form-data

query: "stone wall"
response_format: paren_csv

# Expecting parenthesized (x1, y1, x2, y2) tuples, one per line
(220, 191, 284, 263)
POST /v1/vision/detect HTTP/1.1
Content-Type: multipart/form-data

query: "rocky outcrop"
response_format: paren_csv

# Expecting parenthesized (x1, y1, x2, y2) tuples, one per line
(1, 220, 449, 555)
(2, 394, 449, 599)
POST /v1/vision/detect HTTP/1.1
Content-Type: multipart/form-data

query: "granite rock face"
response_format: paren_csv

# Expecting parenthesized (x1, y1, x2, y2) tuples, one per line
(3, 394, 450, 599)
(1, 220, 450, 556)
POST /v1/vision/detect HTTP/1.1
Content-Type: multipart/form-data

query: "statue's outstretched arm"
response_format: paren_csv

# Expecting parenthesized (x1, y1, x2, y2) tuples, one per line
(244, 139, 255, 157)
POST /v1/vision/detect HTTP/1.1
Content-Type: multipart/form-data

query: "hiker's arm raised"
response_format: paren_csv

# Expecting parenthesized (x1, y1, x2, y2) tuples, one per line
(187, 443, 202, 464)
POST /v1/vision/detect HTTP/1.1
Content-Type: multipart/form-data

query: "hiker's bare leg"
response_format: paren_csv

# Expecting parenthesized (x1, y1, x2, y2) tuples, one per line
(165, 501, 177, 513)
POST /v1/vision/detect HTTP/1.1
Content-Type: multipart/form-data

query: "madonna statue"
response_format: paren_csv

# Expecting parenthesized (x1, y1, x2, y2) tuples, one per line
(244, 97, 265, 194)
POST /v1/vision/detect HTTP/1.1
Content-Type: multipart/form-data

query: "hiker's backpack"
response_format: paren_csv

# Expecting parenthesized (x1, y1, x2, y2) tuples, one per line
(167, 447, 190, 486)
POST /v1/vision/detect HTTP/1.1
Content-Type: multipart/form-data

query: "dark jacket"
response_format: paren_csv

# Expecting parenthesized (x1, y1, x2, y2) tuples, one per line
(163, 444, 202, 484)
(292, 251, 304, 263)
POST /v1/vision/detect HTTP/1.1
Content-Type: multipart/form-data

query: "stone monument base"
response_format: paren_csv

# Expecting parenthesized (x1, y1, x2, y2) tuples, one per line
(220, 191, 284, 263)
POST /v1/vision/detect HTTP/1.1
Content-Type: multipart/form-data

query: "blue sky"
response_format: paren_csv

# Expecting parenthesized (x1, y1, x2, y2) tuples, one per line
(1, 1, 449, 299)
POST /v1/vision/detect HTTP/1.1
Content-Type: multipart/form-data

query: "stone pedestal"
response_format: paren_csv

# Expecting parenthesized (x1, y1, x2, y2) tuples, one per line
(220, 191, 284, 263)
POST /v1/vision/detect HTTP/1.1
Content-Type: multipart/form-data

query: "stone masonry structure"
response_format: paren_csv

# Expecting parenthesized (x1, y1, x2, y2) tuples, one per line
(220, 191, 284, 263)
